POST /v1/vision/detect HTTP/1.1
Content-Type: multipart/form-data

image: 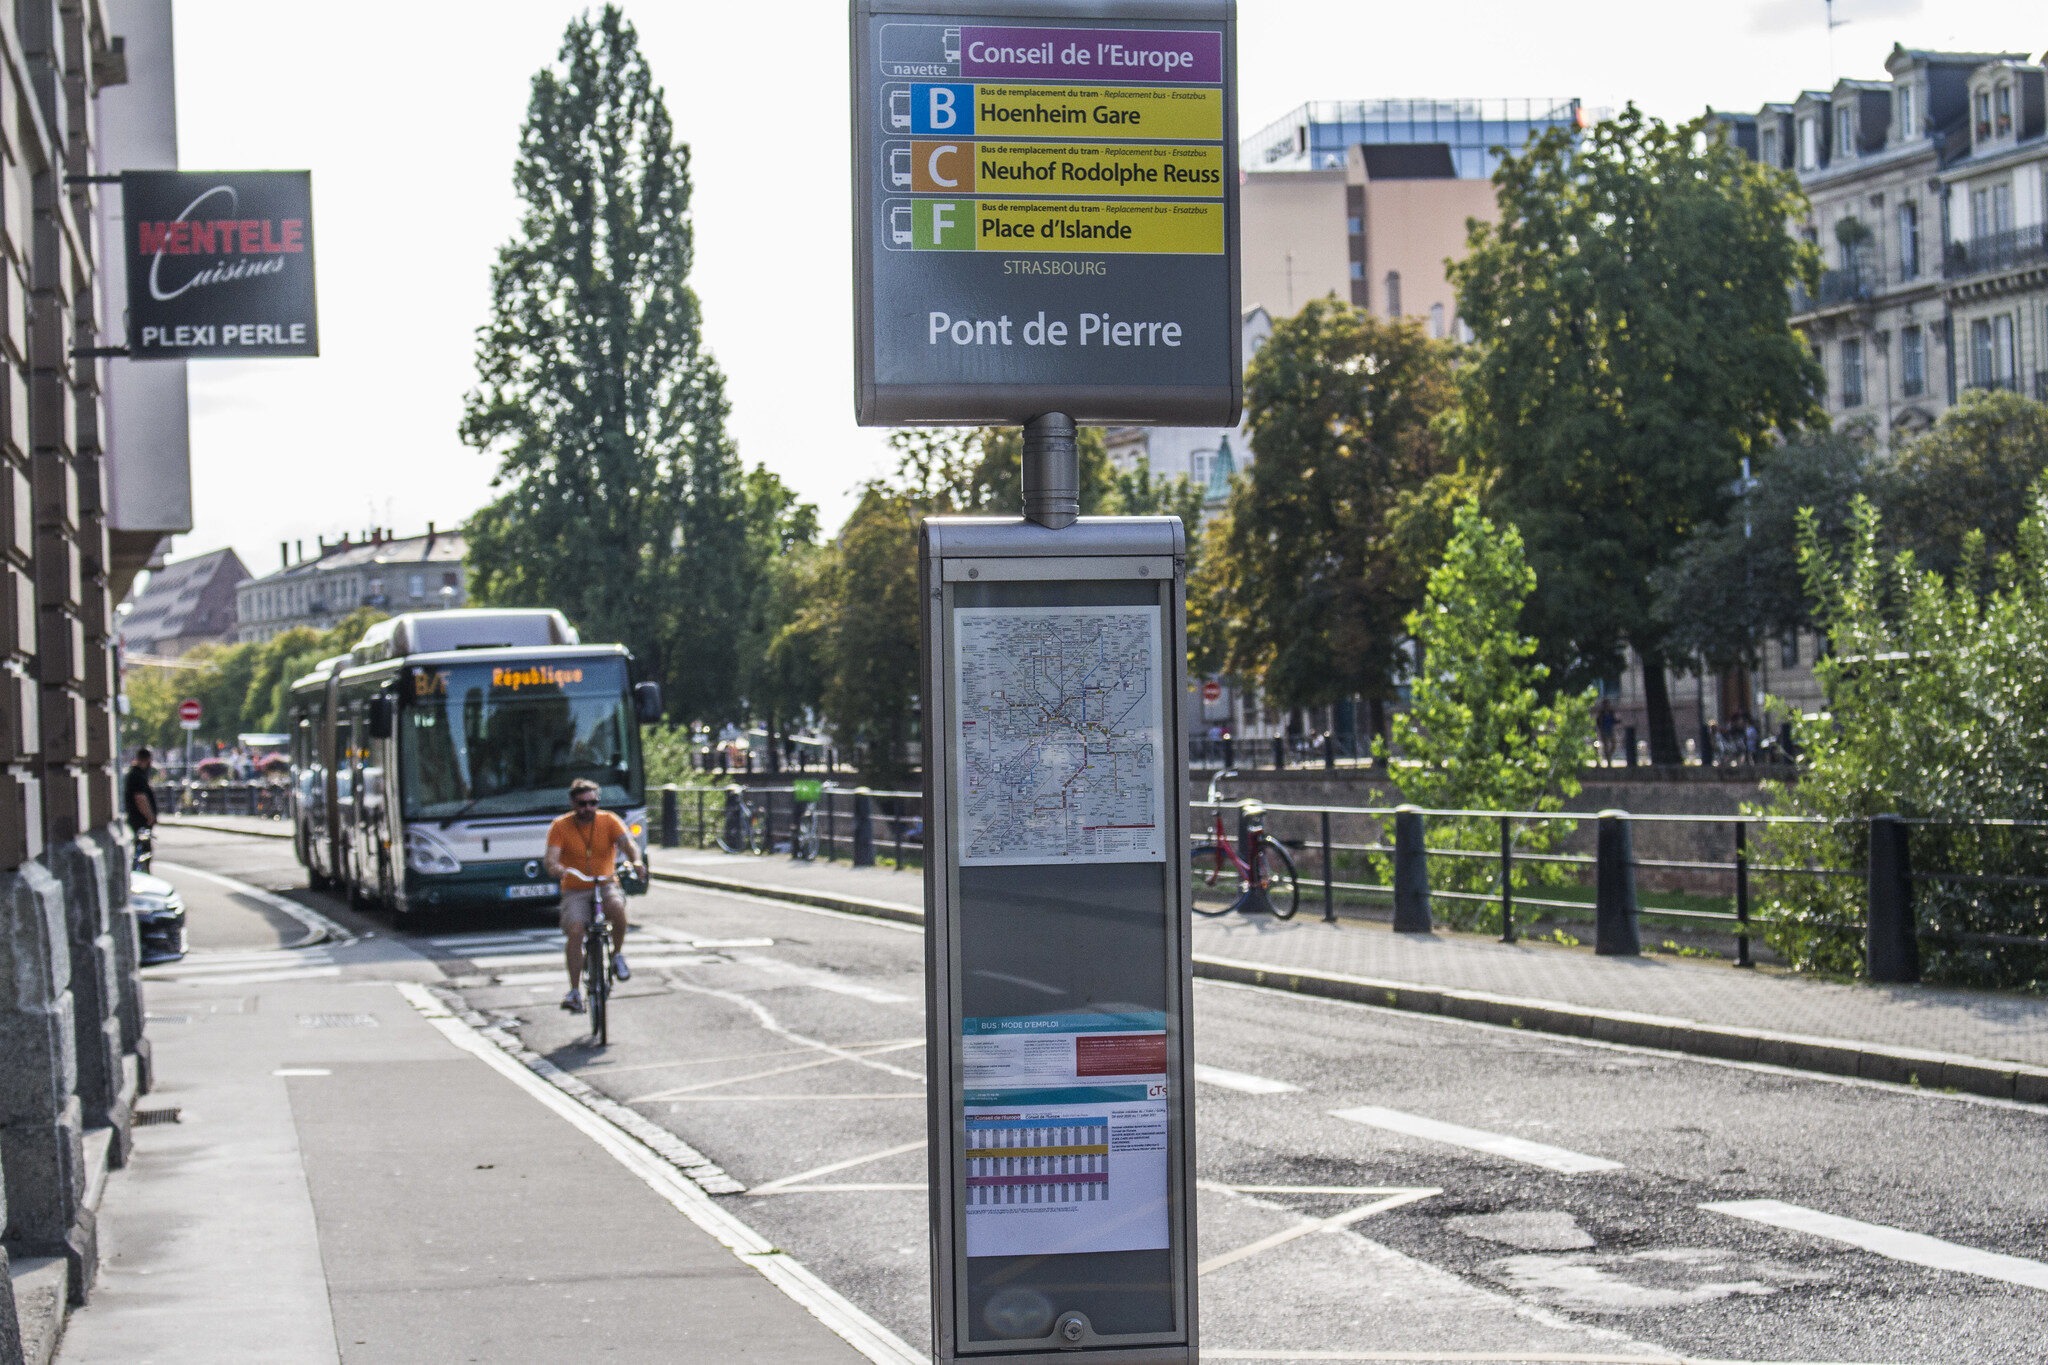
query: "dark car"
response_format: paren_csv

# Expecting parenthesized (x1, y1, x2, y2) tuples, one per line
(129, 871, 187, 965)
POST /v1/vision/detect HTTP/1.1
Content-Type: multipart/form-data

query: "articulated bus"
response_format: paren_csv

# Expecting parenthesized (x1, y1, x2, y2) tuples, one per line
(287, 609, 662, 916)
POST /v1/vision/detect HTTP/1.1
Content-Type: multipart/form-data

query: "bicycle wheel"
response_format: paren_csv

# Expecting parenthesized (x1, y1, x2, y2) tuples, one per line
(717, 804, 750, 855)
(586, 939, 609, 1045)
(1258, 838, 1302, 920)
(1187, 843, 1241, 916)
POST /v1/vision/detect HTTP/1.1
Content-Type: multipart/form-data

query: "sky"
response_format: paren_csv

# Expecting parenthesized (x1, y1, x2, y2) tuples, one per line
(166, 0, 2042, 580)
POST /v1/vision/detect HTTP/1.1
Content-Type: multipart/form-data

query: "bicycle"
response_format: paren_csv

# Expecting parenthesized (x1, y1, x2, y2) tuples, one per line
(1189, 771, 1301, 919)
(792, 780, 826, 862)
(563, 867, 620, 1045)
(717, 787, 761, 855)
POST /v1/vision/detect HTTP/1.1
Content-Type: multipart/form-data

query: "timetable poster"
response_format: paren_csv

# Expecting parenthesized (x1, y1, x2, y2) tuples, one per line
(960, 1012, 1170, 1258)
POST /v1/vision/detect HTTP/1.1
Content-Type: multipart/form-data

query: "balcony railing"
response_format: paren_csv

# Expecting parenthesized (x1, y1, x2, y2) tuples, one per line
(1790, 265, 1879, 314)
(1945, 224, 2048, 280)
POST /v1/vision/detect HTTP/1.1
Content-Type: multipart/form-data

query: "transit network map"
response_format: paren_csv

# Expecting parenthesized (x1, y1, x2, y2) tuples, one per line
(952, 605, 1166, 865)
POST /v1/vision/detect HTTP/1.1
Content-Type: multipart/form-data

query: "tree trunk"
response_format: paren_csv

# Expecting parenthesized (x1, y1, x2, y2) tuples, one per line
(1638, 648, 1683, 766)
(766, 709, 782, 775)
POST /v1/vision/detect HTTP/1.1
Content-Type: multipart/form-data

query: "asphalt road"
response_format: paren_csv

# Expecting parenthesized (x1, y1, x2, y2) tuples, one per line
(153, 826, 2048, 1365)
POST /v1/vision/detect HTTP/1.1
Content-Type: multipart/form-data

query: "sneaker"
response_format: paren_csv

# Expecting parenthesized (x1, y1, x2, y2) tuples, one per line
(560, 990, 584, 1013)
(612, 954, 630, 982)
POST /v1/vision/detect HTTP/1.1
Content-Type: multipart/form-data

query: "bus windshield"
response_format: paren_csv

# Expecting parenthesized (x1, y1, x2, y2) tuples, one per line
(398, 656, 643, 821)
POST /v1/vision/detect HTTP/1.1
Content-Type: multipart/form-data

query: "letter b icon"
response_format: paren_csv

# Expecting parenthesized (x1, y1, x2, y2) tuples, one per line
(911, 83, 975, 135)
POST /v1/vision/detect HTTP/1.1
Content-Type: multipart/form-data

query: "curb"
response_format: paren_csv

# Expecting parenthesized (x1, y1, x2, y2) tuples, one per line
(158, 817, 292, 840)
(650, 863, 2048, 1108)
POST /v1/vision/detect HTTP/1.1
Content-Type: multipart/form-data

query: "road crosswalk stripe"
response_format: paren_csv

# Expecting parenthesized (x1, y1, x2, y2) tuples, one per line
(147, 953, 334, 977)
(1331, 1106, 1623, 1174)
(1703, 1199, 2048, 1291)
(151, 966, 344, 986)
(1195, 1064, 1300, 1094)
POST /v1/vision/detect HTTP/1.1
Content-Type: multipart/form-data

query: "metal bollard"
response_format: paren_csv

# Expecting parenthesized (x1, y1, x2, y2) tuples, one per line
(1866, 814, 1919, 983)
(1699, 724, 1715, 767)
(1499, 815, 1516, 944)
(1392, 806, 1432, 933)
(1323, 732, 1336, 771)
(660, 784, 679, 848)
(696, 788, 707, 847)
(1222, 737, 1234, 770)
(1734, 820, 1753, 967)
(720, 788, 743, 851)
(1594, 810, 1641, 955)
(1272, 736, 1285, 770)
(1623, 726, 1638, 768)
(852, 789, 876, 866)
(1320, 809, 1335, 923)
(825, 791, 838, 861)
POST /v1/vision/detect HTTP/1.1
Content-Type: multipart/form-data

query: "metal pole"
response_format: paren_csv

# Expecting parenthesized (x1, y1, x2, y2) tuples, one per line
(826, 791, 838, 862)
(1392, 806, 1431, 933)
(893, 800, 905, 870)
(1734, 820, 1753, 967)
(1867, 814, 1918, 983)
(696, 789, 706, 848)
(1500, 815, 1516, 944)
(1021, 412, 1079, 529)
(1320, 809, 1335, 924)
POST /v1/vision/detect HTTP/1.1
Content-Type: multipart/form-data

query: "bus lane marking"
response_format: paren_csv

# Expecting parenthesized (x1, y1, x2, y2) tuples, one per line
(1331, 1106, 1622, 1174)
(1703, 1199, 2048, 1291)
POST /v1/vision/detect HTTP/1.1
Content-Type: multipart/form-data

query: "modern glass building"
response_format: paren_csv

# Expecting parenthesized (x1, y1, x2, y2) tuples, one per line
(1245, 98, 1590, 178)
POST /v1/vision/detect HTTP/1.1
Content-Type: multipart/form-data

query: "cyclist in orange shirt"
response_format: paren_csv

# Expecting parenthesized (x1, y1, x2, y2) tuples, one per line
(544, 778, 645, 1013)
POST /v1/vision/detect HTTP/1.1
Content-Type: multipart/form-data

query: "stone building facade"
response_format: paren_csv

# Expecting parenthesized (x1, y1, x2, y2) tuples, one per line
(1, 0, 156, 1355)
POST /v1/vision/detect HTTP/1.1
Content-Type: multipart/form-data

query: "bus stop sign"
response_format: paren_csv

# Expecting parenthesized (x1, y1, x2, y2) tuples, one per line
(852, 0, 1240, 427)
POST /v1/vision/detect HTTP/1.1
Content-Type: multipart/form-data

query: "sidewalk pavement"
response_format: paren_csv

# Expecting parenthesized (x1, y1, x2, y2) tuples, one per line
(644, 846, 2048, 1103)
(57, 849, 889, 1364)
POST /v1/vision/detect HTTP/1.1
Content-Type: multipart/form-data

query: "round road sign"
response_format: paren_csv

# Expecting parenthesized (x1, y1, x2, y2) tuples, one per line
(1200, 679, 1223, 704)
(178, 698, 202, 727)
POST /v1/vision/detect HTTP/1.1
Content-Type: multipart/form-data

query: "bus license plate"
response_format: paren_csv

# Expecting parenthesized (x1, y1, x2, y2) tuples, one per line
(506, 883, 555, 899)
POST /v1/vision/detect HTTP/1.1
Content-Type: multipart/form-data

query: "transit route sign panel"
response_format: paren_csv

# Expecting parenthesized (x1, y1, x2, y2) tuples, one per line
(852, 1, 1240, 427)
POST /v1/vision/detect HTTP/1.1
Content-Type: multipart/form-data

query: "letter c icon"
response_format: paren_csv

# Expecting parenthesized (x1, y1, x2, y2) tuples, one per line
(929, 143, 961, 188)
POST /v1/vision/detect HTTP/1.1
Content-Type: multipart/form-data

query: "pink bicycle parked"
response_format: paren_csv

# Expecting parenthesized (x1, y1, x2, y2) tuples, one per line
(1189, 771, 1300, 919)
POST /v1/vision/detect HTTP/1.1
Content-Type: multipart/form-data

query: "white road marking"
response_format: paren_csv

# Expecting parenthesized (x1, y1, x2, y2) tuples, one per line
(730, 952, 915, 1004)
(627, 1041, 924, 1104)
(749, 1139, 929, 1195)
(153, 966, 344, 986)
(1195, 1063, 1300, 1094)
(748, 1182, 925, 1195)
(396, 983, 923, 1365)
(1198, 1186, 1440, 1276)
(662, 979, 925, 1081)
(155, 860, 354, 946)
(660, 1093, 924, 1103)
(147, 952, 335, 976)
(685, 936, 777, 950)
(271, 1068, 331, 1077)
(427, 932, 548, 948)
(1704, 1199, 2048, 1291)
(1331, 1106, 1623, 1174)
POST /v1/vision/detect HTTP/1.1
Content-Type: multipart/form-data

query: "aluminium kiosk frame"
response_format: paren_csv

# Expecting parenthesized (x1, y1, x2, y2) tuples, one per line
(921, 516, 1199, 1362)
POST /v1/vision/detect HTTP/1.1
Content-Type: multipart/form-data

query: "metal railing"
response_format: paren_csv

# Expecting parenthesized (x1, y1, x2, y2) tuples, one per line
(656, 784, 2048, 987)
(1944, 224, 2048, 280)
(153, 780, 292, 820)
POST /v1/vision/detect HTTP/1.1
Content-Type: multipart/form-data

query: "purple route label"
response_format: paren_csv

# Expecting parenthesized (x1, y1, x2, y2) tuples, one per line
(959, 26, 1222, 84)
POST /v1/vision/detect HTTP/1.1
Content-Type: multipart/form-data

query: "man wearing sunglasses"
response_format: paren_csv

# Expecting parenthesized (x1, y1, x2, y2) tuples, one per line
(544, 777, 645, 1013)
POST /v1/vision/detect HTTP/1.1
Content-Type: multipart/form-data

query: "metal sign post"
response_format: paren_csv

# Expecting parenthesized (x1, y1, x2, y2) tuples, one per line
(854, 5, 1235, 1358)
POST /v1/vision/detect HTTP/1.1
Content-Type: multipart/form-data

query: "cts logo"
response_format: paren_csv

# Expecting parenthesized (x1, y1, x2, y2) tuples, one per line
(911, 83, 975, 135)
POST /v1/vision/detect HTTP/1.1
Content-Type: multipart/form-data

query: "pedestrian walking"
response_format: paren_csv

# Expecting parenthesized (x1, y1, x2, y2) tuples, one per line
(124, 747, 157, 871)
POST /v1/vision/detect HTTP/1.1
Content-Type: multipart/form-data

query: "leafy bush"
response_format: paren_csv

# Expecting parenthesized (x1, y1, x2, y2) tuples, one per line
(640, 723, 728, 792)
(1378, 501, 1595, 931)
(1755, 486, 2048, 989)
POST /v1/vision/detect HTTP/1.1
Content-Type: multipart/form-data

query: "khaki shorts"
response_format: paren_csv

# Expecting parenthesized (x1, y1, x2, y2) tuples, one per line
(559, 882, 626, 930)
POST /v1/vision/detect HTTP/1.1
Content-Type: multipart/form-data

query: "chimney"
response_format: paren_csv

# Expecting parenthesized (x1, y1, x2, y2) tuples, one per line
(295, 539, 304, 563)
(280, 541, 289, 570)
(426, 520, 435, 537)
(317, 534, 327, 552)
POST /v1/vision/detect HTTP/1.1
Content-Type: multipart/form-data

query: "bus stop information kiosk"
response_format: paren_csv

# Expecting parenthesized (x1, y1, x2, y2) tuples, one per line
(853, 3, 1238, 1360)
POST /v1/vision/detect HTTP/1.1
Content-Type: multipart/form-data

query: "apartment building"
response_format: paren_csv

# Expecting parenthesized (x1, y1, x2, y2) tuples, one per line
(235, 526, 468, 643)
(1729, 46, 2047, 440)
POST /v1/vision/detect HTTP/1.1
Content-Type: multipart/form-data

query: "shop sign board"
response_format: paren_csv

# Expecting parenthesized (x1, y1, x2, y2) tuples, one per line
(121, 170, 319, 359)
(852, 1, 1239, 426)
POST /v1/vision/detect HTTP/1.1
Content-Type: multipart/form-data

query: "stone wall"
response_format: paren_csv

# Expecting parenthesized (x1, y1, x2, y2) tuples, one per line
(0, 3, 147, 1355)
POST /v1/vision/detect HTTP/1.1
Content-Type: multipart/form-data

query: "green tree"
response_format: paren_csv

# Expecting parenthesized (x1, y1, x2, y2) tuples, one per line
(884, 425, 1117, 514)
(460, 5, 765, 723)
(1877, 389, 2048, 584)
(1652, 429, 1870, 669)
(807, 484, 925, 785)
(1197, 298, 1460, 736)
(1378, 501, 1596, 928)
(736, 466, 824, 770)
(1451, 105, 1823, 763)
(1756, 485, 2048, 988)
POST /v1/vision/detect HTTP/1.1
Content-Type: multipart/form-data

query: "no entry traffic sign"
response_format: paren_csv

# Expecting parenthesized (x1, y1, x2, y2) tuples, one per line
(852, 1, 1240, 426)
(177, 698, 202, 729)
(1200, 678, 1222, 703)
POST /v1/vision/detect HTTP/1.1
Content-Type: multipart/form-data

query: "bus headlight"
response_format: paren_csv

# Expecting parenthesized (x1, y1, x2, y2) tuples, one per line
(404, 828, 462, 875)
